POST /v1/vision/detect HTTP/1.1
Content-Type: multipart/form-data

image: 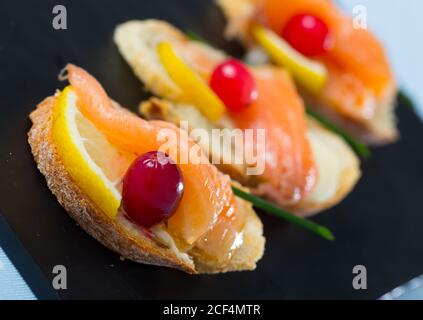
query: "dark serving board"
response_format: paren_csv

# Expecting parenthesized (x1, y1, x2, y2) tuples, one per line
(1, 0, 422, 300)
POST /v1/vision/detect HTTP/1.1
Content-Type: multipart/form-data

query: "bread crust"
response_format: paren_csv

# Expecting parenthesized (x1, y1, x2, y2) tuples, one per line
(114, 20, 226, 100)
(291, 118, 361, 216)
(28, 96, 264, 274)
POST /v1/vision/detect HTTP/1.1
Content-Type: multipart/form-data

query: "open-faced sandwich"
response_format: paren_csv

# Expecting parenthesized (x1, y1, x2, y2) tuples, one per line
(114, 19, 361, 216)
(217, 0, 398, 145)
(28, 64, 265, 274)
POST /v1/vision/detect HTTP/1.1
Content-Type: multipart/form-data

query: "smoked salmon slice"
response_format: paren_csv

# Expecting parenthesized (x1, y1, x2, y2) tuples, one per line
(261, 0, 395, 97)
(179, 47, 318, 205)
(218, 0, 398, 143)
(66, 64, 244, 254)
(233, 67, 317, 204)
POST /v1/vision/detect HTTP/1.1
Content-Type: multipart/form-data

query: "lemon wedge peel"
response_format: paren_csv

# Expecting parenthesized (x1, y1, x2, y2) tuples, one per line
(52, 86, 121, 219)
(157, 41, 225, 122)
(252, 24, 328, 93)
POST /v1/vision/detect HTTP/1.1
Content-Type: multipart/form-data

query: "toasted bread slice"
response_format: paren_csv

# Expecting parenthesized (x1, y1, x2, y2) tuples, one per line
(28, 95, 264, 274)
(114, 19, 226, 102)
(217, 0, 398, 145)
(115, 19, 361, 216)
(217, 0, 259, 42)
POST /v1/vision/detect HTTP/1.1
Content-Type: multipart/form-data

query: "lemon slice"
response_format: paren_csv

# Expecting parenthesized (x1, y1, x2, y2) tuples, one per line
(252, 24, 328, 93)
(157, 41, 225, 122)
(52, 86, 133, 219)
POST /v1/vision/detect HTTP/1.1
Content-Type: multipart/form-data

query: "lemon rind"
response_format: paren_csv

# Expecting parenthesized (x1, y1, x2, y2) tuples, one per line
(52, 87, 121, 219)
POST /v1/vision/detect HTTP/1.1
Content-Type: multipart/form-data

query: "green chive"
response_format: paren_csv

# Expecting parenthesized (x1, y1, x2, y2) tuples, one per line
(398, 89, 416, 111)
(232, 186, 335, 241)
(186, 30, 206, 43)
(306, 107, 371, 158)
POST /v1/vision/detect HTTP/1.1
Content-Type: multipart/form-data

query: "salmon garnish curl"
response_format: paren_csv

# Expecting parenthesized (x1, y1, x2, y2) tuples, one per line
(66, 64, 243, 255)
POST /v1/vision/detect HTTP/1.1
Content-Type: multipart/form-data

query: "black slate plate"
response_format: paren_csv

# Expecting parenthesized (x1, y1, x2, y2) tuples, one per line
(1, 0, 423, 300)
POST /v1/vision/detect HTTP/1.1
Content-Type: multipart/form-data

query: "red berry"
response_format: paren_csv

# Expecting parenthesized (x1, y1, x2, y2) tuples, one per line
(122, 151, 184, 228)
(210, 59, 258, 113)
(282, 14, 332, 57)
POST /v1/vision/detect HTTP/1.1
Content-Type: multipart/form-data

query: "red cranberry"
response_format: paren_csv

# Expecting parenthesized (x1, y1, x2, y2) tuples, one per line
(210, 59, 258, 113)
(282, 14, 332, 57)
(122, 151, 184, 228)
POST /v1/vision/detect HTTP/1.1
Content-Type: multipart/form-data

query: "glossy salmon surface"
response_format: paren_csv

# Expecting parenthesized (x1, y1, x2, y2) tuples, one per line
(260, 0, 395, 120)
(66, 64, 243, 257)
(182, 46, 317, 204)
